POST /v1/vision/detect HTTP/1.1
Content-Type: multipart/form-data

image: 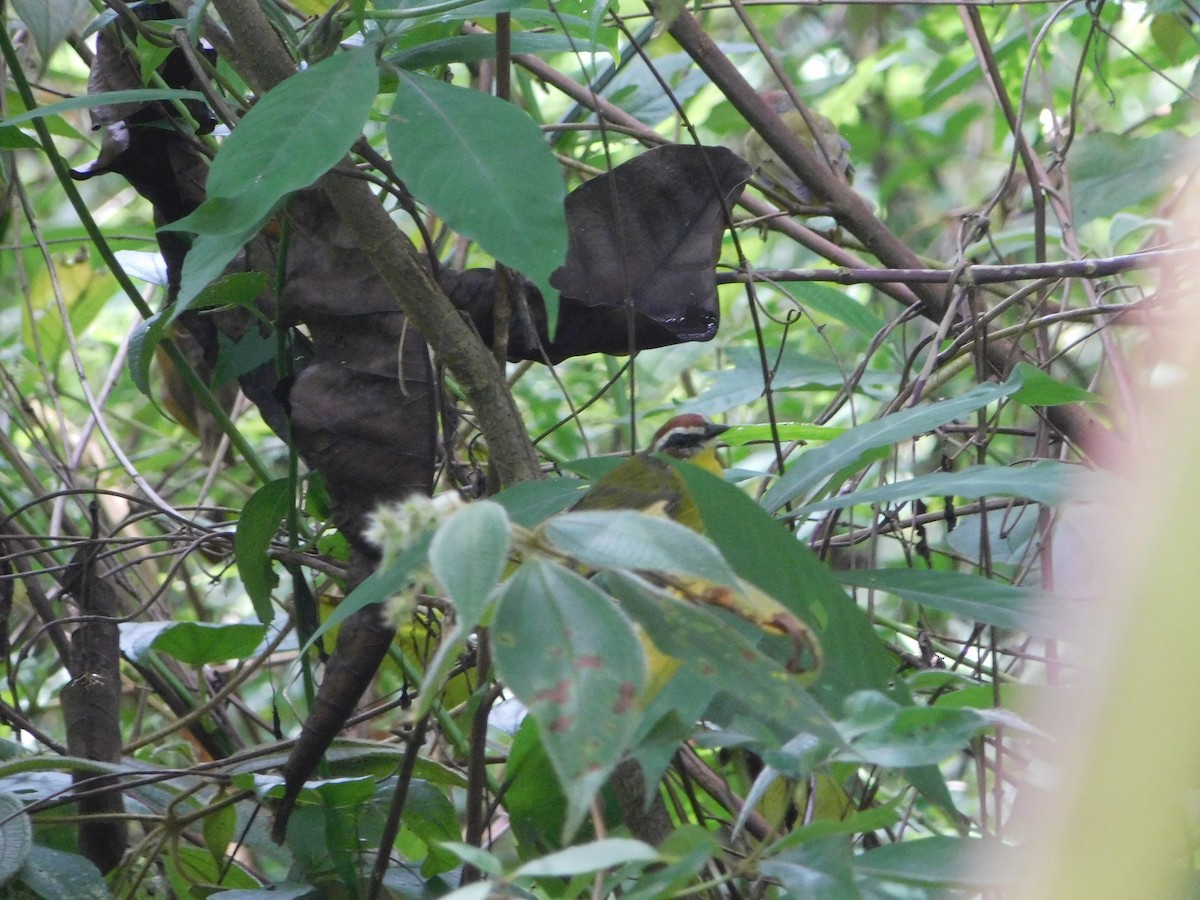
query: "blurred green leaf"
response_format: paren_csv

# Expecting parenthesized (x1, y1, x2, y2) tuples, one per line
(762, 376, 1024, 513)
(838, 568, 1069, 636)
(543, 510, 738, 586)
(799, 459, 1084, 515)
(429, 500, 509, 624)
(514, 838, 659, 877)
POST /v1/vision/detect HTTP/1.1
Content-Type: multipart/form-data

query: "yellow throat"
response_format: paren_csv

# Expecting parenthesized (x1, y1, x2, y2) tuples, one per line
(573, 414, 728, 531)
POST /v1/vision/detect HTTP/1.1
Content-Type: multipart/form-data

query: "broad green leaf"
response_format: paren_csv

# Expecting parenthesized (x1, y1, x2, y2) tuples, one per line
(12, 0, 91, 64)
(208, 887, 314, 900)
(759, 836, 856, 900)
(514, 838, 659, 878)
(1069, 131, 1197, 225)
(0, 793, 31, 884)
(436, 842, 504, 878)
(762, 375, 1024, 513)
(0, 88, 206, 127)
(183, 271, 270, 316)
(1009, 362, 1102, 406)
(434, 885, 493, 900)
(166, 50, 378, 236)
(493, 560, 646, 840)
(15, 846, 106, 900)
(798, 459, 1083, 515)
(387, 72, 567, 320)
(164, 845, 258, 894)
(127, 311, 168, 399)
(235, 478, 291, 624)
(134, 621, 267, 665)
(543, 510, 738, 586)
(165, 49, 378, 308)
(403, 781, 463, 877)
(854, 835, 1017, 888)
(202, 794, 237, 864)
(690, 346, 891, 418)
(494, 477, 588, 526)
(429, 500, 509, 623)
(601, 571, 837, 742)
(393, 32, 578, 68)
(504, 717, 570, 852)
(0, 126, 40, 150)
(672, 461, 960, 817)
(617, 826, 720, 900)
(836, 691, 986, 768)
(790, 282, 889, 338)
(172, 226, 266, 317)
(838, 568, 1069, 636)
(419, 503, 509, 715)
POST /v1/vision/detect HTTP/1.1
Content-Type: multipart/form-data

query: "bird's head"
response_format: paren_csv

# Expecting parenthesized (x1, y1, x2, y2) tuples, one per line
(650, 414, 728, 476)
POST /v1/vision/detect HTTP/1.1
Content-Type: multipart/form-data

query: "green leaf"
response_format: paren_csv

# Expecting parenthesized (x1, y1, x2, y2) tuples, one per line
(127, 312, 167, 399)
(393, 32, 579, 68)
(493, 560, 646, 840)
(182, 271, 270, 316)
(165, 49, 379, 308)
(167, 50, 378, 236)
(543, 510, 738, 586)
(203, 794, 237, 864)
(387, 72, 567, 318)
(601, 571, 838, 742)
(494, 477, 589, 527)
(504, 716, 570, 852)
(837, 568, 1069, 636)
(671, 462, 961, 817)
(1009, 362, 1102, 406)
(514, 838, 659, 878)
(147, 621, 267, 665)
(173, 226, 266, 315)
(0, 126, 40, 150)
(759, 836, 856, 900)
(429, 500, 509, 624)
(12, 0, 91, 64)
(208, 887, 315, 900)
(0, 88, 206, 127)
(854, 835, 1016, 888)
(403, 781, 461, 877)
(15, 846, 106, 900)
(790, 282, 889, 338)
(799, 459, 1084, 514)
(436, 842, 504, 878)
(617, 825, 720, 900)
(762, 376, 1024, 513)
(690, 346, 889, 418)
(1069, 131, 1197, 225)
(235, 478, 291, 624)
(0, 793, 31, 884)
(837, 691, 987, 768)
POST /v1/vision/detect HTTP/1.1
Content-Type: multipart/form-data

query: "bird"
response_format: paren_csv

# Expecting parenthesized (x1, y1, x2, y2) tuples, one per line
(572, 413, 729, 531)
(742, 89, 853, 206)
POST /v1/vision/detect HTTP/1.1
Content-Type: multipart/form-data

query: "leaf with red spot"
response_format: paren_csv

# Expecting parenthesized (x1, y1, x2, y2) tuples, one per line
(493, 559, 647, 841)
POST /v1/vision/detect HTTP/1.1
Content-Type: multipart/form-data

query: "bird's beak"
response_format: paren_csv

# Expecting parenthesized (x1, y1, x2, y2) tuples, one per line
(706, 422, 730, 443)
